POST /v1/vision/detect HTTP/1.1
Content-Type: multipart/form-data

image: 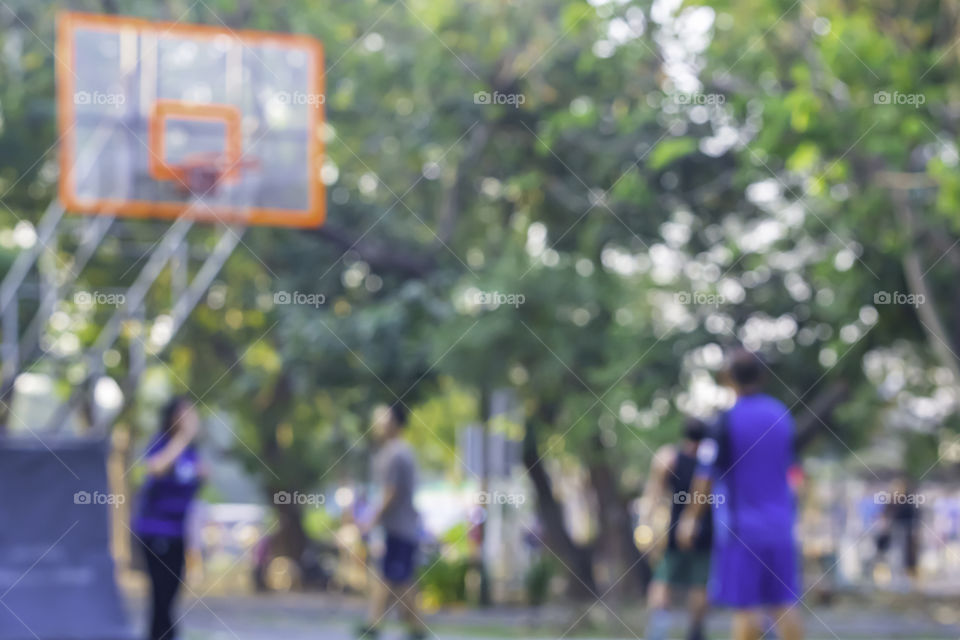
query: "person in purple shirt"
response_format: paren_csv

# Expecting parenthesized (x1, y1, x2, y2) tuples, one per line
(678, 349, 803, 640)
(133, 396, 205, 640)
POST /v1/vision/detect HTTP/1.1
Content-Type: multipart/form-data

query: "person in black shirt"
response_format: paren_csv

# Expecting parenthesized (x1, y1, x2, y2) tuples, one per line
(878, 477, 922, 584)
(642, 418, 713, 640)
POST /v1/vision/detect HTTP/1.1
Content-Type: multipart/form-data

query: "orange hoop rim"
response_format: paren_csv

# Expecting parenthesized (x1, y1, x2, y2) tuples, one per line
(169, 152, 261, 196)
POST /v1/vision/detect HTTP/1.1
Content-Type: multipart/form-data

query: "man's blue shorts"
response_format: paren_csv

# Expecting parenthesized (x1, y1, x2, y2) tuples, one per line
(382, 533, 418, 584)
(709, 537, 800, 608)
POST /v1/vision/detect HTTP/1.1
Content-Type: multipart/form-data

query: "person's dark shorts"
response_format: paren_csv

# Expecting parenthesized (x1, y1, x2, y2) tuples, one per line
(382, 533, 418, 584)
(653, 549, 711, 588)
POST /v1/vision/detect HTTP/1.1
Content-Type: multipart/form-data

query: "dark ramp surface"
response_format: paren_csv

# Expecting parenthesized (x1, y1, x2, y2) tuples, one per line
(0, 438, 134, 640)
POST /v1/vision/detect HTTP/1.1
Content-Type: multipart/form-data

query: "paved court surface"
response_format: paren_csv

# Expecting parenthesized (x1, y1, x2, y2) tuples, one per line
(125, 592, 960, 640)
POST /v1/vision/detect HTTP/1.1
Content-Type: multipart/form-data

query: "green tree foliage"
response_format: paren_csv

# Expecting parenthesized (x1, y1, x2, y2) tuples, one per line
(1, 0, 958, 596)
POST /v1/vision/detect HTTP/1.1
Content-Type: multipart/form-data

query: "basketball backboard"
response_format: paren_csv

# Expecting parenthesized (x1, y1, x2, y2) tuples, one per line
(57, 12, 325, 228)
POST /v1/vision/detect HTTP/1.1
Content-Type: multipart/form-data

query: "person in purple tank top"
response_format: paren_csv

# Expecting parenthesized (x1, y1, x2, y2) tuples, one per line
(677, 349, 804, 640)
(133, 396, 205, 640)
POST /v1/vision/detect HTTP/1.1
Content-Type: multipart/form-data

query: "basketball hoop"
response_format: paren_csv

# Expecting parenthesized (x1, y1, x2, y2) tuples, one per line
(56, 11, 325, 228)
(169, 152, 260, 198)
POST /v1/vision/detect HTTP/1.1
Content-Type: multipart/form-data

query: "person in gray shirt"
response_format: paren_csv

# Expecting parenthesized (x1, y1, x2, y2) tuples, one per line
(357, 403, 426, 640)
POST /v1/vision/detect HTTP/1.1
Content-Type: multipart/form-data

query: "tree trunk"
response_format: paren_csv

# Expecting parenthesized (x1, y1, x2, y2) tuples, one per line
(260, 373, 310, 572)
(895, 195, 960, 381)
(478, 386, 491, 606)
(522, 418, 597, 600)
(794, 381, 851, 452)
(268, 496, 309, 563)
(587, 438, 647, 600)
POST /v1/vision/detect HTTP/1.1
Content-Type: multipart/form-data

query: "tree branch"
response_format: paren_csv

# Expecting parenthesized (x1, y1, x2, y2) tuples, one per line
(892, 191, 960, 381)
(311, 223, 435, 277)
(795, 380, 851, 451)
(436, 123, 491, 244)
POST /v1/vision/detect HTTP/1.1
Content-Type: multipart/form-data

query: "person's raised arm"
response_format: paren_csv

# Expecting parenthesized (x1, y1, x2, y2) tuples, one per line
(639, 445, 674, 523)
(145, 409, 199, 477)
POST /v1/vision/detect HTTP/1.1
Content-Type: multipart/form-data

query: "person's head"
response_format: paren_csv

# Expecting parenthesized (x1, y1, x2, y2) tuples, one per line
(371, 402, 408, 443)
(160, 395, 199, 438)
(723, 348, 765, 395)
(891, 475, 910, 494)
(682, 417, 708, 445)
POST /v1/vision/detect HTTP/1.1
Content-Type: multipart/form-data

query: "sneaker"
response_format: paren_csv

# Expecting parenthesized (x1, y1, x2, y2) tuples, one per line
(355, 624, 380, 640)
(405, 630, 427, 640)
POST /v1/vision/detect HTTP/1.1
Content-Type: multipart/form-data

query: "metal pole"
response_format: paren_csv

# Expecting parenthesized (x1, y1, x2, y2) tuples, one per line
(16, 215, 114, 366)
(168, 225, 244, 335)
(0, 199, 66, 314)
(1, 296, 18, 396)
(90, 224, 245, 434)
(0, 123, 114, 314)
(171, 239, 188, 304)
(43, 215, 195, 433)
